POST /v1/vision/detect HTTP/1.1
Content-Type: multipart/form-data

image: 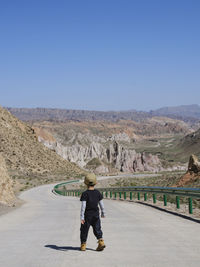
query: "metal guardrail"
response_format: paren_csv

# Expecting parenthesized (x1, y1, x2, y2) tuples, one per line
(54, 182, 200, 215)
(53, 180, 80, 195)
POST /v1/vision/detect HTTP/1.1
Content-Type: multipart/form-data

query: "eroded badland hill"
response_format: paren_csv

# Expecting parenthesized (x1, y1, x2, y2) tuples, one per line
(0, 106, 85, 194)
(27, 115, 196, 174)
(5, 106, 200, 177)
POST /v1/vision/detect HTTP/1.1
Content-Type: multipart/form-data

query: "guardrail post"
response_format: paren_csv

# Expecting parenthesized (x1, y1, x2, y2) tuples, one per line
(163, 195, 167, 206)
(176, 196, 180, 209)
(54, 183, 200, 216)
(189, 198, 193, 214)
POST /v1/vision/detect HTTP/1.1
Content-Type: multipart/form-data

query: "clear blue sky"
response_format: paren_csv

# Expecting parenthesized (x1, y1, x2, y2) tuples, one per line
(0, 0, 200, 111)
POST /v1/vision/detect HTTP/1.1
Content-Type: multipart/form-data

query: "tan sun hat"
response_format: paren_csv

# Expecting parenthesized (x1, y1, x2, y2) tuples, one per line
(84, 173, 97, 186)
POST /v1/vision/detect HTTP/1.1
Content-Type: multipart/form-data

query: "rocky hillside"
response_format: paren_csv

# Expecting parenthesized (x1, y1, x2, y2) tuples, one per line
(5, 106, 196, 174)
(0, 154, 16, 205)
(175, 128, 200, 161)
(0, 106, 84, 179)
(32, 117, 192, 141)
(31, 118, 190, 174)
(37, 135, 163, 173)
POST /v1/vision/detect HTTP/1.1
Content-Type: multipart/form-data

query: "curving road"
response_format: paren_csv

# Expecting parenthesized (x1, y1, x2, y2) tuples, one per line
(0, 184, 200, 267)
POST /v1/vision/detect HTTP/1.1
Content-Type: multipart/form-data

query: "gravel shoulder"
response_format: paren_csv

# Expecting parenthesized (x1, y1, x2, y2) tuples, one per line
(0, 198, 24, 217)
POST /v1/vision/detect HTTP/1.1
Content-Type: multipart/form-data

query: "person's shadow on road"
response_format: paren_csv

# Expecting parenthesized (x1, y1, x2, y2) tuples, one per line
(45, 244, 95, 251)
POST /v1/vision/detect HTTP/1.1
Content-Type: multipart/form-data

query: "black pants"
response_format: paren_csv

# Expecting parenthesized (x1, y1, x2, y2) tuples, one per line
(80, 214, 103, 243)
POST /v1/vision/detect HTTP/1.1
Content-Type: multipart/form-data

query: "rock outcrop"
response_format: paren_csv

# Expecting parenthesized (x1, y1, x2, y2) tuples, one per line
(176, 154, 200, 187)
(188, 154, 200, 173)
(0, 154, 16, 205)
(35, 131, 163, 173)
(106, 141, 162, 172)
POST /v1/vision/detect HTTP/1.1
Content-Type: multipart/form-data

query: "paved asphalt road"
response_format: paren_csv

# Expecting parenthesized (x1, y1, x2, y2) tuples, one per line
(0, 184, 200, 267)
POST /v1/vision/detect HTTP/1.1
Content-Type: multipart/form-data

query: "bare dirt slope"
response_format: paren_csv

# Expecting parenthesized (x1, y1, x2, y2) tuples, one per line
(0, 154, 16, 205)
(176, 128, 200, 161)
(0, 106, 84, 179)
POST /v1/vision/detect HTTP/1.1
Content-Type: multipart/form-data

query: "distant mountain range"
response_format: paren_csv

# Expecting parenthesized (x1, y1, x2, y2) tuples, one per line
(6, 107, 150, 122)
(151, 104, 200, 122)
(6, 104, 200, 123)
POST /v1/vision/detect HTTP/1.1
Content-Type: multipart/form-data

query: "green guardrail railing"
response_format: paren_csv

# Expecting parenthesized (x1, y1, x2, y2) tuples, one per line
(53, 180, 80, 195)
(54, 182, 200, 215)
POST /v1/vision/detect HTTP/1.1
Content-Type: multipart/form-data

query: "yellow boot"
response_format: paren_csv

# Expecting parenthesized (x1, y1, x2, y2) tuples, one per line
(96, 239, 106, 251)
(80, 243, 86, 251)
